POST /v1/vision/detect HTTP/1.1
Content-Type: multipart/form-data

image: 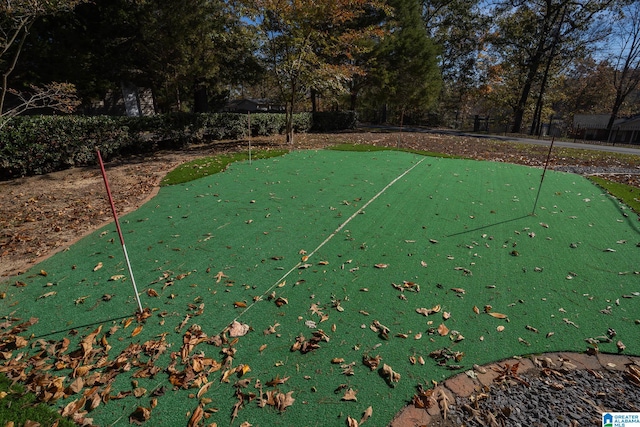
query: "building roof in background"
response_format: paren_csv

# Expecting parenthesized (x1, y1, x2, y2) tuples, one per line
(574, 114, 640, 130)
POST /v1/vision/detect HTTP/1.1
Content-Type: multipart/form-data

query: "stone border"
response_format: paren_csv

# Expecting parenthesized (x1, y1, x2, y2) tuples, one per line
(389, 352, 640, 427)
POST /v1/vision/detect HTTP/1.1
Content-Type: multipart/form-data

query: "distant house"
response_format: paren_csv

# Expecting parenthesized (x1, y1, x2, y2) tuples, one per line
(224, 98, 285, 114)
(573, 114, 640, 144)
(84, 82, 155, 116)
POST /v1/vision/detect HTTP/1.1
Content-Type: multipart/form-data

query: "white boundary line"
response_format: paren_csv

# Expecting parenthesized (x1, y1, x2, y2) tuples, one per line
(228, 155, 428, 326)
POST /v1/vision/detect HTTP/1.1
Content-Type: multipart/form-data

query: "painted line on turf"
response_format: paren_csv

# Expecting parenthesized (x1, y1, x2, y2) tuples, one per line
(227, 155, 428, 328)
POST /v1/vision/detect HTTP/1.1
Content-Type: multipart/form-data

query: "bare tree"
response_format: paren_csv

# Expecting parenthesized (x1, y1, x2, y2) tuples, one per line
(606, 2, 640, 142)
(0, 0, 84, 126)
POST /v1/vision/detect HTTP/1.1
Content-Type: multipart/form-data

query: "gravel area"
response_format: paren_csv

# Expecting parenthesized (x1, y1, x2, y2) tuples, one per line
(439, 367, 640, 427)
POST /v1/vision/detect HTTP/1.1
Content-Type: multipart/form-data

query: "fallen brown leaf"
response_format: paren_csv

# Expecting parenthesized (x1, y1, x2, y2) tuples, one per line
(363, 354, 382, 371)
(371, 320, 390, 339)
(437, 387, 450, 420)
(360, 406, 373, 425)
(61, 397, 86, 418)
(381, 363, 400, 385)
(215, 271, 228, 283)
(346, 415, 359, 427)
(67, 377, 84, 394)
(133, 387, 147, 398)
(37, 291, 56, 300)
(437, 323, 449, 336)
(488, 312, 508, 319)
(266, 374, 290, 387)
(131, 325, 143, 337)
(415, 305, 440, 316)
(129, 406, 151, 425)
(626, 364, 640, 387)
(187, 404, 204, 427)
(196, 381, 213, 399)
(228, 320, 250, 337)
(274, 297, 288, 307)
(342, 388, 358, 401)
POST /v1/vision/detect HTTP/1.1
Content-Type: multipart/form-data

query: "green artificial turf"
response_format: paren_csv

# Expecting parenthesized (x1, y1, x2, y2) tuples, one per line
(161, 149, 289, 186)
(1, 150, 639, 426)
(589, 175, 640, 214)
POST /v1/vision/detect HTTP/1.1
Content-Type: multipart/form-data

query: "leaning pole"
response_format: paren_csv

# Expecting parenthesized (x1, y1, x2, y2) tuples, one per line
(96, 149, 144, 314)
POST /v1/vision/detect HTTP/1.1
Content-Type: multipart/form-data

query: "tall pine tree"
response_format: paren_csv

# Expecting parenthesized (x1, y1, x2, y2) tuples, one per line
(370, 0, 441, 124)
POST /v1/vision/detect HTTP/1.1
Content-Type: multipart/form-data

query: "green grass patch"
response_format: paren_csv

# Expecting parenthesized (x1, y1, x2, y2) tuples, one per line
(160, 149, 288, 186)
(0, 373, 76, 427)
(588, 176, 640, 214)
(328, 142, 461, 159)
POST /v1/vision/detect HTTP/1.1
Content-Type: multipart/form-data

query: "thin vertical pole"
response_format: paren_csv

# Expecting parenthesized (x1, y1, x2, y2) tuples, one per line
(248, 112, 252, 165)
(96, 149, 144, 314)
(397, 107, 404, 149)
(531, 136, 555, 215)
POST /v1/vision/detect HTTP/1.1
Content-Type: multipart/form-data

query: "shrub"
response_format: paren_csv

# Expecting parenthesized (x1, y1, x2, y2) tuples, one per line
(250, 113, 285, 136)
(0, 111, 340, 180)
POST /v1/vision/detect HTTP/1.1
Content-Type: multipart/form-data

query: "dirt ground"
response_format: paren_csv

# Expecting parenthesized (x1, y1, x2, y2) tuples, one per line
(2, 130, 639, 278)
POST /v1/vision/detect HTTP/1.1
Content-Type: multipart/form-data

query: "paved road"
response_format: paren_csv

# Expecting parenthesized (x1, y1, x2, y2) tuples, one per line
(363, 125, 640, 156)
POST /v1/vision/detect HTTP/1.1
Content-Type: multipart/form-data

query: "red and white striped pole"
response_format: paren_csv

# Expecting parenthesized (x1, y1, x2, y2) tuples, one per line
(96, 149, 144, 314)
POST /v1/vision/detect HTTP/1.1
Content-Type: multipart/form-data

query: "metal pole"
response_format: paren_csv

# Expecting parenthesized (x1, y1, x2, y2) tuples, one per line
(248, 112, 252, 165)
(96, 149, 144, 314)
(531, 136, 555, 216)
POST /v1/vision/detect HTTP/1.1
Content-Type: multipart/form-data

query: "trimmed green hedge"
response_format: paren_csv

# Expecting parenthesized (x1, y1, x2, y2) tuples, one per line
(0, 115, 139, 178)
(0, 111, 345, 180)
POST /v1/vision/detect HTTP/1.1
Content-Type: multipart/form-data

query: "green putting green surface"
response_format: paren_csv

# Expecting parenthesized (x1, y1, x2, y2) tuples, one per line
(2, 149, 639, 426)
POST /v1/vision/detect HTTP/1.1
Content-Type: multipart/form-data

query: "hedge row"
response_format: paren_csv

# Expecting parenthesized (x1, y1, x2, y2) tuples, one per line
(0, 111, 355, 180)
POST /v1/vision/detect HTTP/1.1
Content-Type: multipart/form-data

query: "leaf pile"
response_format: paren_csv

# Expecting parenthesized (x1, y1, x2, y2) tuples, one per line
(0, 314, 295, 426)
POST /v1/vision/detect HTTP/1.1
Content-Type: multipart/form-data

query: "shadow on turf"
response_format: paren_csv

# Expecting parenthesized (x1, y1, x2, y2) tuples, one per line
(445, 214, 531, 237)
(33, 315, 131, 339)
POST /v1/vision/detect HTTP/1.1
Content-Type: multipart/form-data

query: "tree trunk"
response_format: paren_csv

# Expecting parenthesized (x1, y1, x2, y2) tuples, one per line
(511, 9, 555, 134)
(350, 87, 358, 111)
(531, 7, 566, 136)
(606, 89, 624, 143)
(285, 101, 294, 144)
(311, 88, 317, 113)
(511, 60, 541, 133)
(193, 78, 208, 113)
(530, 57, 552, 136)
